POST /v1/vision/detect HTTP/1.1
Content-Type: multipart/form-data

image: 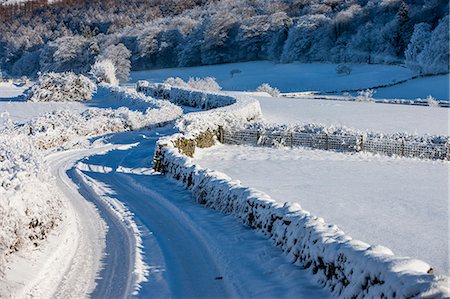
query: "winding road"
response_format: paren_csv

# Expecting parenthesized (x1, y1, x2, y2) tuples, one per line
(48, 128, 329, 298)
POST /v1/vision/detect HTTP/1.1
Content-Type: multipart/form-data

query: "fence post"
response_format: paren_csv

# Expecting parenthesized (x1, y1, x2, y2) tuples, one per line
(401, 138, 405, 157)
(290, 132, 294, 148)
(217, 125, 224, 143)
(256, 129, 260, 146)
(447, 143, 450, 161)
(356, 134, 364, 152)
(325, 133, 329, 150)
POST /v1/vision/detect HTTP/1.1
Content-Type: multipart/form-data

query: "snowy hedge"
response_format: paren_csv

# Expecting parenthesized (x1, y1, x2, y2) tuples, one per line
(26, 72, 96, 102)
(23, 85, 183, 150)
(137, 80, 262, 136)
(0, 133, 64, 275)
(153, 134, 449, 298)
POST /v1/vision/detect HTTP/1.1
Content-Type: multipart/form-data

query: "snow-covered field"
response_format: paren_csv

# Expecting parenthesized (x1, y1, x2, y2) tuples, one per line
(249, 94, 449, 135)
(375, 74, 449, 101)
(193, 144, 449, 275)
(130, 61, 415, 92)
(131, 61, 449, 101)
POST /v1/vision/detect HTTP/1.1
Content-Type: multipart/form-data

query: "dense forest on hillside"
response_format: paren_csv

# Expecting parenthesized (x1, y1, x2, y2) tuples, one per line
(0, 0, 448, 78)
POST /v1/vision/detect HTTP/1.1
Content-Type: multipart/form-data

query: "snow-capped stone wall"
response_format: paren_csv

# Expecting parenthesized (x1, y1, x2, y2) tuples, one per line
(154, 135, 449, 298)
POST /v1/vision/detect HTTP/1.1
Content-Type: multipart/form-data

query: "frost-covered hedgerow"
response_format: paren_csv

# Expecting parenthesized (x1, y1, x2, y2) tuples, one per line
(26, 72, 96, 102)
(256, 83, 280, 97)
(137, 80, 262, 136)
(0, 133, 63, 276)
(163, 77, 222, 92)
(23, 85, 183, 150)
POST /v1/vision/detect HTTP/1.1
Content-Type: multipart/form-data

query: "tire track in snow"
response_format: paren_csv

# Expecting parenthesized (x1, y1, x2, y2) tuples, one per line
(75, 130, 330, 298)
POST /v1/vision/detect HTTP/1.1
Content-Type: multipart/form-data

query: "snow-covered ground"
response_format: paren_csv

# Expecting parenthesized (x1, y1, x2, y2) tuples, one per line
(374, 74, 449, 101)
(130, 61, 415, 93)
(193, 144, 449, 275)
(248, 94, 449, 135)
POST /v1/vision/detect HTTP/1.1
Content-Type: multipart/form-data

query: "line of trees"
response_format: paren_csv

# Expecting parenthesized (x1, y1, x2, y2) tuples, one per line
(0, 0, 448, 78)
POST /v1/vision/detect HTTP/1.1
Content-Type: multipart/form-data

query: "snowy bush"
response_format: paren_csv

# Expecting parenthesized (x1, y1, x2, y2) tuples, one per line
(163, 77, 222, 92)
(0, 134, 63, 275)
(164, 77, 188, 88)
(90, 60, 118, 86)
(187, 77, 222, 92)
(256, 83, 280, 97)
(427, 95, 439, 107)
(336, 64, 352, 75)
(26, 72, 96, 102)
(356, 89, 375, 102)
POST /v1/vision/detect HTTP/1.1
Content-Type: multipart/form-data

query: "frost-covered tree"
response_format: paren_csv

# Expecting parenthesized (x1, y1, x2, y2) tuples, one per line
(97, 43, 131, 83)
(348, 23, 378, 64)
(405, 23, 432, 73)
(417, 16, 449, 75)
(0, 0, 448, 74)
(90, 60, 118, 85)
(39, 35, 99, 74)
(201, 11, 239, 64)
(391, 2, 412, 57)
(281, 14, 330, 63)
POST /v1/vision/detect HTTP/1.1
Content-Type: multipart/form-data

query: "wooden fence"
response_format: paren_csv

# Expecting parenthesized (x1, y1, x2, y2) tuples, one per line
(219, 128, 449, 160)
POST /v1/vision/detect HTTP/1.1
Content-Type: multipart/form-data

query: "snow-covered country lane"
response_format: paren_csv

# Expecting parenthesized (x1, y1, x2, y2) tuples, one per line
(60, 128, 332, 298)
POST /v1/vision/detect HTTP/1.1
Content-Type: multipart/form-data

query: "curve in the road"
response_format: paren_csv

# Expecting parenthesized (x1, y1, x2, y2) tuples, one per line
(74, 129, 330, 298)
